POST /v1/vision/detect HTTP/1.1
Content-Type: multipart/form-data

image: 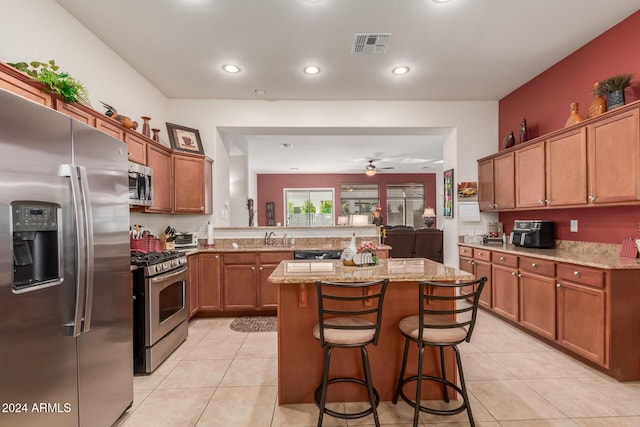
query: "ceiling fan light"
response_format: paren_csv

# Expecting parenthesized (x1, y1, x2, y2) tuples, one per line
(365, 166, 377, 176)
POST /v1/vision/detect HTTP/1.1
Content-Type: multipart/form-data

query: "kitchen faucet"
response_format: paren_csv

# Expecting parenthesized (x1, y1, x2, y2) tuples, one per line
(264, 231, 276, 246)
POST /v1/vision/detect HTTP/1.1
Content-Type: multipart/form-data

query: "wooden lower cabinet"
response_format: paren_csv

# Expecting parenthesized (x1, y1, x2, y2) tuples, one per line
(187, 254, 199, 318)
(556, 280, 606, 365)
(223, 253, 258, 310)
(491, 264, 519, 322)
(474, 260, 492, 308)
(519, 272, 556, 340)
(258, 252, 291, 309)
(198, 253, 221, 312)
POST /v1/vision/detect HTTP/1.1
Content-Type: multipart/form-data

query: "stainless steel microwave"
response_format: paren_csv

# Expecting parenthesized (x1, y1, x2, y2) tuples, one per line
(128, 162, 153, 207)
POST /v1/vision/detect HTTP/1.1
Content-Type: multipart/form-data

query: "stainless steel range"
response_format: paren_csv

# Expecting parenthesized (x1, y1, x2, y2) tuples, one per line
(131, 250, 188, 374)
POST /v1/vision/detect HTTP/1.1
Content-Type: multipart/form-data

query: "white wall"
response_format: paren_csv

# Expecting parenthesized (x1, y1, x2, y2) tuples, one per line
(1, 0, 499, 267)
(0, 0, 170, 141)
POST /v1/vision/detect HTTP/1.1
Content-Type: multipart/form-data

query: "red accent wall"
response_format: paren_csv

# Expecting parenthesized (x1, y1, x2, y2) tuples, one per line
(257, 173, 437, 227)
(497, 10, 640, 244)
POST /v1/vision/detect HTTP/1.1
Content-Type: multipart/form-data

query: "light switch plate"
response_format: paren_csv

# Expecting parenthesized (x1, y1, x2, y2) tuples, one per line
(570, 219, 578, 232)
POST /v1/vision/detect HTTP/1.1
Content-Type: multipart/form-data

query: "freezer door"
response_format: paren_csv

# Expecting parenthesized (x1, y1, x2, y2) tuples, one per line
(0, 90, 78, 426)
(71, 121, 133, 427)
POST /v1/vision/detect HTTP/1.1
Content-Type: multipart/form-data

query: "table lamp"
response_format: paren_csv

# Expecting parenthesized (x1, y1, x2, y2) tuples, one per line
(423, 207, 436, 228)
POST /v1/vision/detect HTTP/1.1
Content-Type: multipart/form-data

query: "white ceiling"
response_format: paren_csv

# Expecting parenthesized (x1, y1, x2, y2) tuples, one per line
(56, 0, 640, 174)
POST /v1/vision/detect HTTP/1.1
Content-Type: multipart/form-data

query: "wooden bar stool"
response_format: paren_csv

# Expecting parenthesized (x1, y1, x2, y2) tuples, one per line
(392, 277, 487, 427)
(313, 278, 389, 427)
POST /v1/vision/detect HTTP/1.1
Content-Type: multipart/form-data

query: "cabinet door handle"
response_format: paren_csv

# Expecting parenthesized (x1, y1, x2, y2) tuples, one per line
(259, 266, 263, 271)
(538, 199, 545, 205)
(511, 271, 517, 276)
(500, 256, 505, 261)
(588, 195, 596, 202)
(251, 266, 255, 270)
(518, 273, 522, 278)
(556, 283, 562, 288)
(545, 199, 551, 205)
(531, 263, 537, 269)
(574, 271, 581, 277)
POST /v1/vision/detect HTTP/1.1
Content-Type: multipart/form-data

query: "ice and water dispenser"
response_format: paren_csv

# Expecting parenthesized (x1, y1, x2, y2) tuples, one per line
(11, 201, 62, 292)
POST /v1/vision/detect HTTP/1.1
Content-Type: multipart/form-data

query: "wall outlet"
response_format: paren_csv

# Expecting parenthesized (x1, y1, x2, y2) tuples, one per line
(570, 219, 578, 232)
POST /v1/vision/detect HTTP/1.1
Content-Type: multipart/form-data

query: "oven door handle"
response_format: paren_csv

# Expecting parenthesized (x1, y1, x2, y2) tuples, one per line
(150, 266, 188, 283)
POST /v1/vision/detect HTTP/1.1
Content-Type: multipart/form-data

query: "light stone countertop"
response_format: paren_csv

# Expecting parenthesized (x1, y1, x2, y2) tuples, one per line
(268, 258, 474, 284)
(459, 240, 640, 270)
(178, 237, 390, 254)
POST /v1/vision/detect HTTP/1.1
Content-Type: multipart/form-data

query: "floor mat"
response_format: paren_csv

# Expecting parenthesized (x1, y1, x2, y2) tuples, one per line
(229, 316, 277, 332)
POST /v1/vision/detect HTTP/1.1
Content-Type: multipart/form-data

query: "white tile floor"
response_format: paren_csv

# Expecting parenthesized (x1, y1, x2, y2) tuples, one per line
(114, 310, 640, 426)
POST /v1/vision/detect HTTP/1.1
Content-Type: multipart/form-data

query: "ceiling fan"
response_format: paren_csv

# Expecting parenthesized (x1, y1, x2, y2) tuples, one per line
(364, 160, 394, 176)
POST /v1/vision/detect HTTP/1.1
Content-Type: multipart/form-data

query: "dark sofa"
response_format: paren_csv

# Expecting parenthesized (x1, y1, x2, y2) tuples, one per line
(382, 226, 443, 263)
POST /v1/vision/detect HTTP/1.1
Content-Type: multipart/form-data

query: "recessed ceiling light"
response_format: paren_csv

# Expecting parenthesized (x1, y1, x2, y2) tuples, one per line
(433, 0, 452, 3)
(304, 66, 320, 75)
(392, 66, 410, 75)
(279, 143, 293, 148)
(254, 88, 267, 95)
(222, 64, 241, 73)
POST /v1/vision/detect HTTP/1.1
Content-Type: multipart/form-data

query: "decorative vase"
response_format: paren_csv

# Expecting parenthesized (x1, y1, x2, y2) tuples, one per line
(588, 82, 607, 118)
(141, 116, 151, 137)
(565, 102, 584, 127)
(519, 118, 528, 144)
(502, 131, 515, 149)
(607, 90, 625, 111)
(152, 128, 160, 142)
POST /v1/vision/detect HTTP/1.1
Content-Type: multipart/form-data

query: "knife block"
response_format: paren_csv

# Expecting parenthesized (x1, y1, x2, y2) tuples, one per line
(160, 234, 175, 251)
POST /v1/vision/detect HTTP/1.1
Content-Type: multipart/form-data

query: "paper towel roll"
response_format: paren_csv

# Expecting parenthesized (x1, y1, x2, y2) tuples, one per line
(206, 221, 214, 246)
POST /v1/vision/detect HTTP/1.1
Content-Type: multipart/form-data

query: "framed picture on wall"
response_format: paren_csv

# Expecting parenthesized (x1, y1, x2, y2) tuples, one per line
(166, 122, 205, 154)
(443, 169, 454, 218)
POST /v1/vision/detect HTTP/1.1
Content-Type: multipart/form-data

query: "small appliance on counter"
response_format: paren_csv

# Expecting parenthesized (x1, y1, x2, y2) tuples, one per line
(510, 220, 555, 248)
(174, 232, 198, 249)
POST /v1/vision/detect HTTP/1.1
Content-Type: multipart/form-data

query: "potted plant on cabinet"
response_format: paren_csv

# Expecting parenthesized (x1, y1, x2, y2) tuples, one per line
(7, 59, 89, 104)
(599, 73, 634, 111)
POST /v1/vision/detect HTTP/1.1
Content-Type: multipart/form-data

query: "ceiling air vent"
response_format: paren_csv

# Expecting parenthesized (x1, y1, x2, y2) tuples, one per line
(351, 33, 391, 55)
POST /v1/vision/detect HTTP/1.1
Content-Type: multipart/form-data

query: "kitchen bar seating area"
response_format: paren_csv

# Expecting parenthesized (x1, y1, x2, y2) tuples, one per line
(113, 312, 640, 426)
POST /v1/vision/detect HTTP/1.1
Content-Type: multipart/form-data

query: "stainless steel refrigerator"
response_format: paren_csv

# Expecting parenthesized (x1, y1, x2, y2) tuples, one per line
(0, 89, 133, 427)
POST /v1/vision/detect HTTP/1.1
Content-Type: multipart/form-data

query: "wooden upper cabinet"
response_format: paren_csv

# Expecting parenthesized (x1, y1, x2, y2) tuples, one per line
(0, 62, 52, 107)
(515, 141, 546, 208)
(204, 157, 213, 215)
(478, 158, 495, 211)
(146, 143, 173, 212)
(588, 108, 640, 204)
(493, 152, 515, 210)
(96, 115, 125, 141)
(54, 98, 96, 127)
(173, 153, 206, 213)
(546, 128, 588, 207)
(124, 131, 148, 165)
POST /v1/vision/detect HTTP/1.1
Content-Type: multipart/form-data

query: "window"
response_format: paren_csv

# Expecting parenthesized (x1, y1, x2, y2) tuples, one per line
(386, 184, 424, 227)
(340, 184, 379, 221)
(285, 188, 334, 226)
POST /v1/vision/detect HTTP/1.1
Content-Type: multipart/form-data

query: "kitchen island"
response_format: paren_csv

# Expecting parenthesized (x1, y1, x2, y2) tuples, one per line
(268, 258, 474, 404)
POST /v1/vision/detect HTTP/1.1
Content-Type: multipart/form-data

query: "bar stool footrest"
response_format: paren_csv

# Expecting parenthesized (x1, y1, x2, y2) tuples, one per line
(395, 374, 468, 416)
(314, 377, 380, 420)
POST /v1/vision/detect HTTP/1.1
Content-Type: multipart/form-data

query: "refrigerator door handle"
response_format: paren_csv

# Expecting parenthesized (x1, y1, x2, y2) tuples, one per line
(78, 165, 95, 333)
(59, 163, 87, 337)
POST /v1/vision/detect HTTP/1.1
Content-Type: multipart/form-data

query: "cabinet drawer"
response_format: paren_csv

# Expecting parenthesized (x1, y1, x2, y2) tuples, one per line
(259, 251, 292, 264)
(520, 256, 555, 277)
(223, 253, 256, 264)
(557, 264, 604, 288)
(493, 252, 518, 268)
(473, 249, 491, 261)
(459, 246, 473, 257)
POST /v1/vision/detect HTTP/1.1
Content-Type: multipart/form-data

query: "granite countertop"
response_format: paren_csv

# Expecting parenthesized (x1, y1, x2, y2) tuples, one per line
(179, 238, 390, 254)
(268, 258, 474, 284)
(459, 241, 640, 270)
